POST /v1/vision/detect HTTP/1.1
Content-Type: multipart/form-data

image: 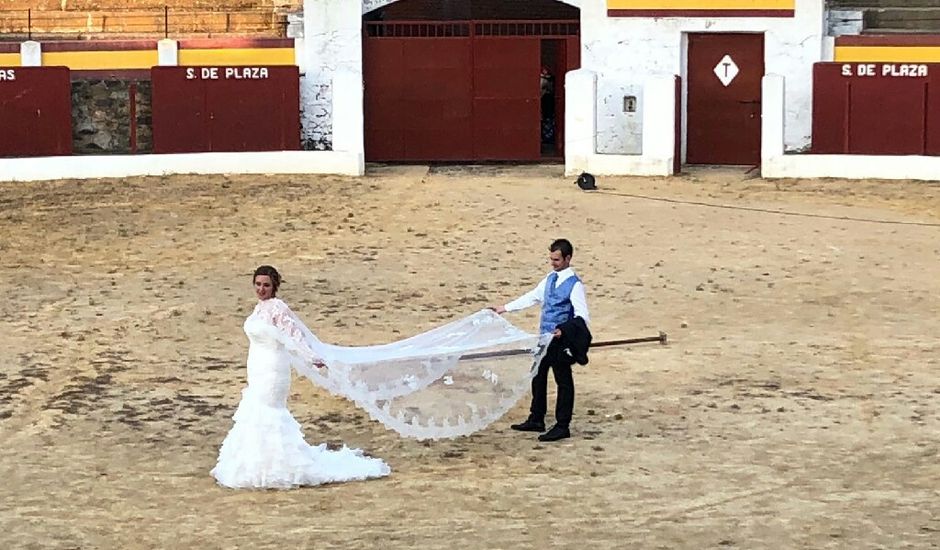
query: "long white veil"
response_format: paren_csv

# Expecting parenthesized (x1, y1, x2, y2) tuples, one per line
(289, 310, 550, 440)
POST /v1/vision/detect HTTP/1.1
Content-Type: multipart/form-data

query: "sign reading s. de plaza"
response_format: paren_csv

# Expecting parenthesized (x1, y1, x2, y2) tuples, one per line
(841, 63, 929, 78)
(185, 67, 271, 80)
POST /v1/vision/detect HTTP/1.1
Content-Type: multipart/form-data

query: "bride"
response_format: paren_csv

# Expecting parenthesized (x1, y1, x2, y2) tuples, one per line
(210, 265, 390, 489)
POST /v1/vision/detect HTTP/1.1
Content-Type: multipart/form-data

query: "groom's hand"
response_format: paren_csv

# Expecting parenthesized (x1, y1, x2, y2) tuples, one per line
(489, 305, 507, 315)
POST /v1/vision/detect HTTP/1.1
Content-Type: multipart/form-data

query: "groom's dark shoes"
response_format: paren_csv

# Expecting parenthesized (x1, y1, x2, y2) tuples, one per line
(510, 419, 545, 432)
(537, 424, 570, 442)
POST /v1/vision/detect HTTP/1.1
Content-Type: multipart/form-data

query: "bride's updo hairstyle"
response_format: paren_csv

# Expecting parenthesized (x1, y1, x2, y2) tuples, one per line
(253, 265, 282, 297)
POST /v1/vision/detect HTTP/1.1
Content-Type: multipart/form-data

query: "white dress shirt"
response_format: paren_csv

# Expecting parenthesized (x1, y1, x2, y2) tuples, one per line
(503, 267, 590, 324)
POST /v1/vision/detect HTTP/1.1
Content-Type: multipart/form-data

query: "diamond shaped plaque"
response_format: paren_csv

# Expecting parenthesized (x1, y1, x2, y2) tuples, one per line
(713, 55, 739, 87)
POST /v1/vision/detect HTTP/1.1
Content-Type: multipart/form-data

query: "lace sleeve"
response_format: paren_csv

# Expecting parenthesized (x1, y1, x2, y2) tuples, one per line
(257, 299, 325, 366)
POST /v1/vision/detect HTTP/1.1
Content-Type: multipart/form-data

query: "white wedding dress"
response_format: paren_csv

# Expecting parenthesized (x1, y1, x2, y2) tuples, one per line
(210, 298, 391, 489)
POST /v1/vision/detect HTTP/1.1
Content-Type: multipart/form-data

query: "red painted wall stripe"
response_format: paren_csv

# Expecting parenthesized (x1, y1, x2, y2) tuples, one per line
(607, 9, 794, 17)
(0, 43, 19, 53)
(42, 40, 159, 52)
(30, 38, 292, 53)
(177, 37, 294, 49)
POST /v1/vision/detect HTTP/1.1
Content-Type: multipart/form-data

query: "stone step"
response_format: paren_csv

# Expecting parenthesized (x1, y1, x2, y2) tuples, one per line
(863, 8, 940, 31)
(0, 8, 287, 36)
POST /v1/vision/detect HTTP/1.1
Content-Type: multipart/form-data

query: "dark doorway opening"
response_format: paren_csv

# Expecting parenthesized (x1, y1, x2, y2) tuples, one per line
(540, 38, 571, 159)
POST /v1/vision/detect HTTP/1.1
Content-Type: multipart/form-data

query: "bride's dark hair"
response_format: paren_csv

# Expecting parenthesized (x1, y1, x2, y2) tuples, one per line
(253, 265, 282, 296)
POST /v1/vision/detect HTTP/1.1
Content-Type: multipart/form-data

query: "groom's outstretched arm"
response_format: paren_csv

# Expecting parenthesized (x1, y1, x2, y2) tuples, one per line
(489, 277, 546, 314)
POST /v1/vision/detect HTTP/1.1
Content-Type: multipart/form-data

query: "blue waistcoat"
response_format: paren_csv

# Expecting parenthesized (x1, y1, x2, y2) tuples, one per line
(540, 272, 581, 334)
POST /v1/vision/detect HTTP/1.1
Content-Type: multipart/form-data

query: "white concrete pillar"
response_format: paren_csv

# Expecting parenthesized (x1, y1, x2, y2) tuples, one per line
(761, 74, 786, 162)
(20, 41, 41, 67)
(641, 75, 677, 169)
(332, 69, 365, 175)
(301, 0, 363, 150)
(293, 37, 306, 75)
(157, 39, 178, 66)
(822, 36, 836, 62)
(564, 68, 598, 176)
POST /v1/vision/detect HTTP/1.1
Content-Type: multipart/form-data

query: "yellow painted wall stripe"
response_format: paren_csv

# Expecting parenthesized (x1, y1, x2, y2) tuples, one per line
(0, 53, 20, 67)
(607, 0, 793, 9)
(42, 50, 158, 70)
(178, 48, 295, 66)
(32, 48, 295, 70)
(835, 46, 940, 63)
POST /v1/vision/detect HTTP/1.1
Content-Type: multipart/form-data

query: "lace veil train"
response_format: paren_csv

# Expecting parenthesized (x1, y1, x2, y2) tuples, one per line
(282, 309, 550, 440)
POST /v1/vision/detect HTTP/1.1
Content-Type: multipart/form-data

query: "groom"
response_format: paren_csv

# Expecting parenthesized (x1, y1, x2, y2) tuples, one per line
(490, 238, 590, 442)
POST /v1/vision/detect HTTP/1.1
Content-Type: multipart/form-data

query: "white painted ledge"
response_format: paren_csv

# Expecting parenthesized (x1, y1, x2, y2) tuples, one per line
(0, 150, 364, 182)
(566, 154, 673, 177)
(761, 73, 940, 181)
(763, 154, 940, 181)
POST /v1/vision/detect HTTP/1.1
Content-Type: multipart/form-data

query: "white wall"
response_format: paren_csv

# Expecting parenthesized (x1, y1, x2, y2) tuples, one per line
(760, 74, 940, 181)
(299, 0, 823, 164)
(363, 0, 399, 11)
(578, 0, 825, 155)
(304, 0, 582, 152)
(331, 70, 366, 172)
(764, 152, 940, 181)
(300, 0, 363, 150)
(566, 70, 676, 176)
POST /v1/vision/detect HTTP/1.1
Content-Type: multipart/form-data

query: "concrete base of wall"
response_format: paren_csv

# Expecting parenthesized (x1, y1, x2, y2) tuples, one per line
(0, 150, 364, 183)
(564, 154, 674, 177)
(763, 154, 940, 181)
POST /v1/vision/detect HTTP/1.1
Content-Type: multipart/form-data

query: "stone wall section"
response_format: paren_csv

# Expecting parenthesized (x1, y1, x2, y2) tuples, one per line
(71, 79, 152, 154)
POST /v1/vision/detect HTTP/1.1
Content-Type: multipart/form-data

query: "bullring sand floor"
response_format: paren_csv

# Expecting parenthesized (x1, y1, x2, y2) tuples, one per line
(0, 165, 938, 548)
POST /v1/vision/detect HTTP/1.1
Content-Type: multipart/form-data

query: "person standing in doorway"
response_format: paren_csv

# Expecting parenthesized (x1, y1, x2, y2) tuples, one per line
(540, 66, 556, 147)
(490, 238, 590, 442)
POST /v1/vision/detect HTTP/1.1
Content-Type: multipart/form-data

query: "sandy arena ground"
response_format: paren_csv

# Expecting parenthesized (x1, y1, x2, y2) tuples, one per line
(0, 165, 938, 549)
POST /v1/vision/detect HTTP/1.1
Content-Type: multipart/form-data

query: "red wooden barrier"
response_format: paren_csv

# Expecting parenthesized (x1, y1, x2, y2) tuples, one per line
(151, 66, 300, 154)
(0, 67, 73, 157)
(363, 20, 579, 162)
(812, 62, 939, 155)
